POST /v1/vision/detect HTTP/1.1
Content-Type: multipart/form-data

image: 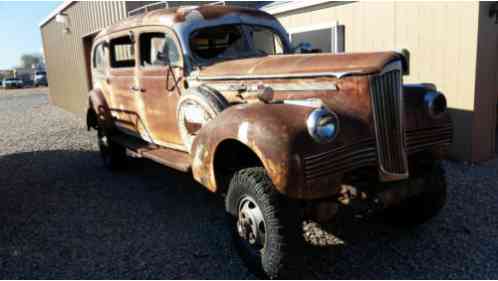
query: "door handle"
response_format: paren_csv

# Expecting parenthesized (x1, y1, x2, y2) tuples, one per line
(130, 86, 144, 93)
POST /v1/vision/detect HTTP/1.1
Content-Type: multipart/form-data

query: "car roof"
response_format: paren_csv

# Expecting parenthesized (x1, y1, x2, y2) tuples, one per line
(96, 5, 277, 39)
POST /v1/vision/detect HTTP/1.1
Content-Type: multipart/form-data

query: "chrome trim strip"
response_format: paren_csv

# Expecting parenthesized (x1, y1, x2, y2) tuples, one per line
(196, 70, 363, 81)
(209, 81, 337, 93)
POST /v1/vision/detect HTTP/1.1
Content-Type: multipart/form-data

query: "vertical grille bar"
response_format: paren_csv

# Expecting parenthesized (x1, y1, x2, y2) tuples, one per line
(370, 62, 408, 178)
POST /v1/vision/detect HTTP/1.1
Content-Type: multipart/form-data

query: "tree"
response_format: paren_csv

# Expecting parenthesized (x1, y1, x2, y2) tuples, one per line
(19, 53, 43, 69)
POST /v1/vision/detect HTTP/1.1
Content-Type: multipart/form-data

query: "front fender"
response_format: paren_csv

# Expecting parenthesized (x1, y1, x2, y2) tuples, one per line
(191, 103, 316, 198)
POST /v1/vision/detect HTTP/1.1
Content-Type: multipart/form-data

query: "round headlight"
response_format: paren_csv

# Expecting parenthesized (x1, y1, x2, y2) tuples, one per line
(306, 107, 339, 143)
(424, 91, 447, 118)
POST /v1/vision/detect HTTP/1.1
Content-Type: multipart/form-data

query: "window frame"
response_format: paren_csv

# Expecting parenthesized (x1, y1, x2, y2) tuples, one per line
(136, 26, 184, 71)
(109, 34, 137, 69)
(92, 42, 108, 72)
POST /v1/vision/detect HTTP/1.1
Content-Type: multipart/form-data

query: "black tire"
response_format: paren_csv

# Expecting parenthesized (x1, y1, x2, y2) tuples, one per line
(97, 128, 127, 171)
(225, 167, 304, 279)
(385, 161, 447, 226)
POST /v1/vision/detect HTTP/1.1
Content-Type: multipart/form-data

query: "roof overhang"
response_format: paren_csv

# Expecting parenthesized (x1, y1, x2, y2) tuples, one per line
(39, 1, 74, 28)
(262, 0, 333, 15)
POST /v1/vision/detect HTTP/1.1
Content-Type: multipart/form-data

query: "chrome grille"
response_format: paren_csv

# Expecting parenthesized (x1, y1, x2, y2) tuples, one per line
(370, 62, 408, 178)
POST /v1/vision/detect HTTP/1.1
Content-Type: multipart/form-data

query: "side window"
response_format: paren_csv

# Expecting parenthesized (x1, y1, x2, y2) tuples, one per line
(140, 32, 166, 66)
(139, 31, 181, 67)
(93, 43, 106, 71)
(110, 36, 135, 68)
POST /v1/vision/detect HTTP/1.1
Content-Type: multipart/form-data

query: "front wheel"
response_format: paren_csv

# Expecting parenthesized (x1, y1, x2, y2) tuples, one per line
(97, 128, 127, 170)
(384, 161, 447, 226)
(225, 167, 304, 279)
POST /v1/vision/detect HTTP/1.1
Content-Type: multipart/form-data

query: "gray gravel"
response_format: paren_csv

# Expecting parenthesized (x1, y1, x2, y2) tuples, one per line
(1, 88, 498, 279)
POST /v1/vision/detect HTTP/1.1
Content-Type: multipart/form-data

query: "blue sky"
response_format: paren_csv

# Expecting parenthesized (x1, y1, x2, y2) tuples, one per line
(0, 1, 61, 69)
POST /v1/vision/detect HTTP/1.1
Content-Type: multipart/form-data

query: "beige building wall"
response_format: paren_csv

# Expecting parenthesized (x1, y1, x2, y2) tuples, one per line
(41, 2, 128, 116)
(275, 2, 496, 161)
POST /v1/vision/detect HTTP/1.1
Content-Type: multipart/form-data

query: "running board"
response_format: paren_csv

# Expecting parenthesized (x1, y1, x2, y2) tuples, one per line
(112, 134, 191, 172)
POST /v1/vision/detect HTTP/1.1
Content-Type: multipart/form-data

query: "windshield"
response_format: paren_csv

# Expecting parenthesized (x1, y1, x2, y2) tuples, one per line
(190, 24, 286, 64)
(36, 72, 46, 76)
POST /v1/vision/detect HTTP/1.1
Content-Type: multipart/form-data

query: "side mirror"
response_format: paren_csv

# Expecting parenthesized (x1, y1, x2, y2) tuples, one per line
(293, 42, 322, 54)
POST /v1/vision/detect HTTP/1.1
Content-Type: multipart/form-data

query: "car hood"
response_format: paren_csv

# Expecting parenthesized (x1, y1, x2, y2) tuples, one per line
(196, 51, 402, 80)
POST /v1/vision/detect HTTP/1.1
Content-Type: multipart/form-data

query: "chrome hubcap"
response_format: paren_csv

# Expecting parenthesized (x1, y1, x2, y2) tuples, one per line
(237, 196, 266, 249)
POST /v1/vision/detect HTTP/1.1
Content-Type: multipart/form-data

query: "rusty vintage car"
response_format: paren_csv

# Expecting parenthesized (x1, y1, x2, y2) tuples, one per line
(86, 4, 452, 278)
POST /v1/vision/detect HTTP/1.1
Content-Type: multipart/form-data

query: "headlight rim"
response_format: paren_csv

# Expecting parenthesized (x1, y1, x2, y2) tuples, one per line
(306, 106, 340, 144)
(424, 91, 447, 119)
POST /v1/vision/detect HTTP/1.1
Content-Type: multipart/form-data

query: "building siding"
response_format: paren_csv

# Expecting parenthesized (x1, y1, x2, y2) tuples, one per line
(41, 1, 128, 116)
(275, 2, 487, 161)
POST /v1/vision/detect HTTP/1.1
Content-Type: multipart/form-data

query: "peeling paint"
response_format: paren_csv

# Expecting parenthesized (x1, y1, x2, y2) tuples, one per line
(238, 122, 250, 144)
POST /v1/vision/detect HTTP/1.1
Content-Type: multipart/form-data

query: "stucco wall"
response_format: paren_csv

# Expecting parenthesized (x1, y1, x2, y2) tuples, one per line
(274, 2, 490, 161)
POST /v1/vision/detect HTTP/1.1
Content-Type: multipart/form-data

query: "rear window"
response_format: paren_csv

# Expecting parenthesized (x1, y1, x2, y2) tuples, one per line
(110, 36, 135, 68)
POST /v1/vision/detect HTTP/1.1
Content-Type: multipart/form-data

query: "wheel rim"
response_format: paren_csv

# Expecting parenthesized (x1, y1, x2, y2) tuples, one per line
(237, 196, 266, 252)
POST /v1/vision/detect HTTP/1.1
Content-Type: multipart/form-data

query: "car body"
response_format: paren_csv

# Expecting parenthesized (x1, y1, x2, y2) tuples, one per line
(2, 78, 23, 89)
(33, 71, 48, 87)
(86, 5, 452, 278)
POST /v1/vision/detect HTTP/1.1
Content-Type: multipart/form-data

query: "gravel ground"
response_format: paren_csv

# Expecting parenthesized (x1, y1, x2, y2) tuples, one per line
(1, 88, 498, 279)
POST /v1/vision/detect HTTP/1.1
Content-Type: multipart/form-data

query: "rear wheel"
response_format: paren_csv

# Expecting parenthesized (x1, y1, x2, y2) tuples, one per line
(385, 161, 447, 226)
(97, 128, 127, 170)
(225, 167, 304, 279)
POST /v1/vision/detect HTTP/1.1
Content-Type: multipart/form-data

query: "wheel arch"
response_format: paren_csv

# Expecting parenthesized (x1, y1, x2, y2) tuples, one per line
(212, 138, 264, 194)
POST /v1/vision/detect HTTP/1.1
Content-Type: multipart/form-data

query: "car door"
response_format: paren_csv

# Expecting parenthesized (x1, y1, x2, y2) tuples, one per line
(134, 27, 185, 150)
(106, 32, 141, 136)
